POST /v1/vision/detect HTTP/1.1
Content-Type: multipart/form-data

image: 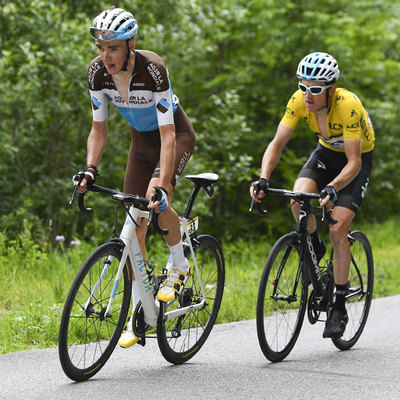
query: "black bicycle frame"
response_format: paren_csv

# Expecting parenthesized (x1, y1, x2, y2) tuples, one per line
(296, 206, 327, 299)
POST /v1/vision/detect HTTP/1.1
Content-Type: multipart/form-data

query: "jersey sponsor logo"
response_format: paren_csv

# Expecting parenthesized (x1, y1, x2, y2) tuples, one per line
(360, 116, 372, 141)
(317, 159, 326, 170)
(88, 62, 101, 89)
(335, 95, 345, 104)
(114, 95, 125, 104)
(156, 98, 170, 113)
(177, 152, 191, 175)
(346, 121, 360, 131)
(328, 122, 342, 130)
(129, 95, 153, 105)
(91, 96, 101, 110)
(132, 82, 145, 87)
(361, 177, 369, 198)
(286, 107, 295, 116)
(147, 62, 164, 89)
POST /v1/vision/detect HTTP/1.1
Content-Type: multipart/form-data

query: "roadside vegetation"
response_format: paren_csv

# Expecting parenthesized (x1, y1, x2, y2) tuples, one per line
(1, 218, 399, 354)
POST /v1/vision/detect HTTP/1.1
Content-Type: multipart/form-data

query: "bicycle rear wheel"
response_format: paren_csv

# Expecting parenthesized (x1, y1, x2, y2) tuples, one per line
(257, 233, 308, 362)
(331, 230, 374, 350)
(157, 234, 225, 364)
(58, 241, 132, 381)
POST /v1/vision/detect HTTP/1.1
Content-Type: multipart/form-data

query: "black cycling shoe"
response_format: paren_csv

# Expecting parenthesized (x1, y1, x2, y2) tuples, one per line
(323, 307, 348, 338)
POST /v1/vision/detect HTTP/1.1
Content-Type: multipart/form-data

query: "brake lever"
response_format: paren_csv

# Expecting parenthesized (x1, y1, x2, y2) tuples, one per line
(249, 186, 268, 216)
(69, 172, 86, 205)
(69, 183, 80, 205)
(322, 206, 338, 225)
(148, 188, 169, 235)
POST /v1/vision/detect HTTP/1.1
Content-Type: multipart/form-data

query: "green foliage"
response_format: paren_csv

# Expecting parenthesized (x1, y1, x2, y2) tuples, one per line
(0, 218, 399, 353)
(0, 0, 399, 243)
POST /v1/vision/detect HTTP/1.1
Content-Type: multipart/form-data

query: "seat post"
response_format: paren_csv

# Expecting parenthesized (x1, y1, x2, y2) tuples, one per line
(183, 184, 201, 219)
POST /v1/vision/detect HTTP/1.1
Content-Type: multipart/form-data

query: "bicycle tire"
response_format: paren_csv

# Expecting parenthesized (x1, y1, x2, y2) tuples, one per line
(58, 241, 132, 381)
(331, 230, 374, 350)
(257, 233, 308, 362)
(157, 234, 225, 364)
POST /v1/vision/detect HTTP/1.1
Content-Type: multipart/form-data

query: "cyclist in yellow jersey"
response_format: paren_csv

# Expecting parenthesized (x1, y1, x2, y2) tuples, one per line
(250, 52, 374, 338)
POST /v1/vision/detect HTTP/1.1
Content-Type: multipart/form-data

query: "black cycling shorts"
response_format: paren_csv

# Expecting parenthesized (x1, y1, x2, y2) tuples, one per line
(124, 105, 195, 196)
(298, 144, 373, 214)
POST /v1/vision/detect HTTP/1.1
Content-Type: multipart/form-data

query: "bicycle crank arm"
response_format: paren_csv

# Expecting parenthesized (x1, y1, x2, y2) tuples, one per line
(163, 299, 205, 322)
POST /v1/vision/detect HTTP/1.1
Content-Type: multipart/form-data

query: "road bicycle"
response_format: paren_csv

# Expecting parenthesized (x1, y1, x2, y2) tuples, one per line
(59, 172, 225, 381)
(250, 186, 373, 362)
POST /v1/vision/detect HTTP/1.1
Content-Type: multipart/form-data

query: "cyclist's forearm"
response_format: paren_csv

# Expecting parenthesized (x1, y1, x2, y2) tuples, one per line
(158, 124, 176, 190)
(329, 158, 361, 192)
(261, 141, 283, 179)
(86, 123, 108, 167)
(260, 123, 293, 179)
(328, 141, 362, 191)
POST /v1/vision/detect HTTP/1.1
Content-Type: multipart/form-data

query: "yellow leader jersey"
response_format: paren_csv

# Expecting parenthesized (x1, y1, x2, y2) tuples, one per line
(281, 88, 375, 153)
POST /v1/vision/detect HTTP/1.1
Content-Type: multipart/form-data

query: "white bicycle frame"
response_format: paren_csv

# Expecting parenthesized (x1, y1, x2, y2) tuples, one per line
(86, 204, 207, 327)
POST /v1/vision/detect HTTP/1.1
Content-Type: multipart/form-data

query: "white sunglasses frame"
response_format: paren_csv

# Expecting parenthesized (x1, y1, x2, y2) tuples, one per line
(298, 82, 332, 96)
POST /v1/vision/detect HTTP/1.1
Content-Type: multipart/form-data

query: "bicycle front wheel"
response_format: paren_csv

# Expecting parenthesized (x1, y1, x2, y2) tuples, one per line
(58, 241, 132, 381)
(157, 234, 225, 364)
(257, 233, 308, 362)
(331, 230, 374, 350)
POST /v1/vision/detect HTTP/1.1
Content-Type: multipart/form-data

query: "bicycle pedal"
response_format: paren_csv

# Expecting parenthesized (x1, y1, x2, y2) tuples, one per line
(153, 272, 168, 293)
(138, 336, 146, 347)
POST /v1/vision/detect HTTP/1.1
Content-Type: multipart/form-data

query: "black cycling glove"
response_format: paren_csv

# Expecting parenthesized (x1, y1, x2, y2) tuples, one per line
(321, 185, 338, 204)
(251, 177, 269, 195)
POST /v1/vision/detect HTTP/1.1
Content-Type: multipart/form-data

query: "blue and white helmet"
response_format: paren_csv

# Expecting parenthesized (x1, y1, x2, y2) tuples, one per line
(296, 52, 340, 82)
(90, 7, 138, 41)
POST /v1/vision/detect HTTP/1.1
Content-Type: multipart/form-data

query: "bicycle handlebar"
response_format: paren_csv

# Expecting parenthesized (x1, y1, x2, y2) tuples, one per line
(250, 186, 337, 225)
(70, 172, 168, 235)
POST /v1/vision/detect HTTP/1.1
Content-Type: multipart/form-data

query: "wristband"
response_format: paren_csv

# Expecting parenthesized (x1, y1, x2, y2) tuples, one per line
(84, 171, 95, 182)
(86, 164, 99, 176)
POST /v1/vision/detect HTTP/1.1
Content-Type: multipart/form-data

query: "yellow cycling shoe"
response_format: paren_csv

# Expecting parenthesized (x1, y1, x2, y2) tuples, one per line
(157, 264, 191, 303)
(118, 316, 140, 348)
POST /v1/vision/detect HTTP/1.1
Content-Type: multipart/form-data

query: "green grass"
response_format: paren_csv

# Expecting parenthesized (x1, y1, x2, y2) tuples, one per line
(0, 219, 399, 354)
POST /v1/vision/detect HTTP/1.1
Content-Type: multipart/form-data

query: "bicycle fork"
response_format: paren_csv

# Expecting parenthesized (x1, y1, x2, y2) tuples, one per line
(83, 255, 117, 319)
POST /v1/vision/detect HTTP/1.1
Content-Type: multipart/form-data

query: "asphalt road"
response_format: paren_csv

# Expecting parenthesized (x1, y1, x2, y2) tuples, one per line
(1, 294, 399, 400)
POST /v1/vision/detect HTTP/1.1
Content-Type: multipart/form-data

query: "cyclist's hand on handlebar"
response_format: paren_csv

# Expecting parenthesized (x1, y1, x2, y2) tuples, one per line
(73, 165, 98, 194)
(320, 185, 338, 209)
(250, 178, 269, 202)
(148, 186, 169, 213)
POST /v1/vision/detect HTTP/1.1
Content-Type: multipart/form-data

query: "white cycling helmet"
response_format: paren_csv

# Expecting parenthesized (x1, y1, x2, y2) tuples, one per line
(296, 52, 340, 82)
(90, 7, 138, 41)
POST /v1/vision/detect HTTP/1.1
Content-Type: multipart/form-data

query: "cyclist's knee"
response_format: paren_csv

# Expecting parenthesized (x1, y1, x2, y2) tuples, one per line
(329, 220, 349, 248)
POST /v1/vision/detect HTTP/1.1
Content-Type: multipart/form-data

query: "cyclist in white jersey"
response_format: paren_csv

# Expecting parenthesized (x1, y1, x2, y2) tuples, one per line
(78, 6, 196, 348)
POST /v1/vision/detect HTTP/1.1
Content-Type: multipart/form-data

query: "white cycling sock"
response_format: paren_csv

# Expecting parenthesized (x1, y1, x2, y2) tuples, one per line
(168, 241, 187, 272)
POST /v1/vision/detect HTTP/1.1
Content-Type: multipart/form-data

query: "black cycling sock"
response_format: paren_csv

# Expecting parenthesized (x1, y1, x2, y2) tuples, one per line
(334, 284, 347, 312)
